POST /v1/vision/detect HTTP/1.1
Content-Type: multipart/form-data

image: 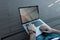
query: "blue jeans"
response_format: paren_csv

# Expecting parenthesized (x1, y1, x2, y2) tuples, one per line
(36, 33, 60, 40)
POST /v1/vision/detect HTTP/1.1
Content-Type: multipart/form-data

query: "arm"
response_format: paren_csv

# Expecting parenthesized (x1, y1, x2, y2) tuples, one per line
(40, 24, 60, 34)
(52, 29, 60, 34)
(30, 33, 36, 40)
(28, 24, 36, 40)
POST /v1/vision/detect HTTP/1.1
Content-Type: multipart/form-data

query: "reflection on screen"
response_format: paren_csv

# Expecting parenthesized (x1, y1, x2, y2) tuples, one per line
(19, 6, 39, 23)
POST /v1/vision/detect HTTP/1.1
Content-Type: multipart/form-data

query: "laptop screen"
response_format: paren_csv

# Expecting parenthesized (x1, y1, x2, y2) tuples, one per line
(19, 6, 39, 24)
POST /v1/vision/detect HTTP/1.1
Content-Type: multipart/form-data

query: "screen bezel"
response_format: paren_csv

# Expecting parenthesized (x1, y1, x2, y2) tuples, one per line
(18, 5, 40, 24)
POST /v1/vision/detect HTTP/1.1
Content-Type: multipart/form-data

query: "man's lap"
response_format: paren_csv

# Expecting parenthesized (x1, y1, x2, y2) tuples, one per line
(36, 33, 60, 40)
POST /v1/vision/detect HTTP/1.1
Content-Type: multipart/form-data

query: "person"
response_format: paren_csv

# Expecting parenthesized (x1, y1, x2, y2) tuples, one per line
(28, 24, 60, 40)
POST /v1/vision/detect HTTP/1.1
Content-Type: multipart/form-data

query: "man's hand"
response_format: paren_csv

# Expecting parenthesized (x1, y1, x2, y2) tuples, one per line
(28, 24, 36, 33)
(39, 24, 53, 33)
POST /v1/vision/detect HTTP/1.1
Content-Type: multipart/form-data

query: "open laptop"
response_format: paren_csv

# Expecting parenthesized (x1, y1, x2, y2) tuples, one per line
(18, 6, 50, 36)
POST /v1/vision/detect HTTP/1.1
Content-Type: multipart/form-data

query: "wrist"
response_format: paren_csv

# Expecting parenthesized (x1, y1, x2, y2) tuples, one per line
(52, 29, 57, 33)
(30, 33, 36, 36)
(29, 30, 36, 34)
(52, 29, 60, 34)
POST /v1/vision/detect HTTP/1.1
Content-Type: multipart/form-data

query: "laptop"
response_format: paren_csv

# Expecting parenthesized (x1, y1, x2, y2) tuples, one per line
(18, 6, 49, 37)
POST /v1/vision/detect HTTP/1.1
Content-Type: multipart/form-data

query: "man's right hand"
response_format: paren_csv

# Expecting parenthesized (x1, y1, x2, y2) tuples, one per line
(39, 24, 54, 33)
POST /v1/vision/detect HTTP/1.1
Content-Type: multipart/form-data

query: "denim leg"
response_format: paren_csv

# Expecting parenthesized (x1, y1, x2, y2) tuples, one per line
(36, 35, 44, 40)
(45, 33, 60, 40)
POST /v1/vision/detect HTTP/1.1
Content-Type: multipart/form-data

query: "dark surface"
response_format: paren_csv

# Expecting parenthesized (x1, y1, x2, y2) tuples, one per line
(0, 0, 60, 40)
